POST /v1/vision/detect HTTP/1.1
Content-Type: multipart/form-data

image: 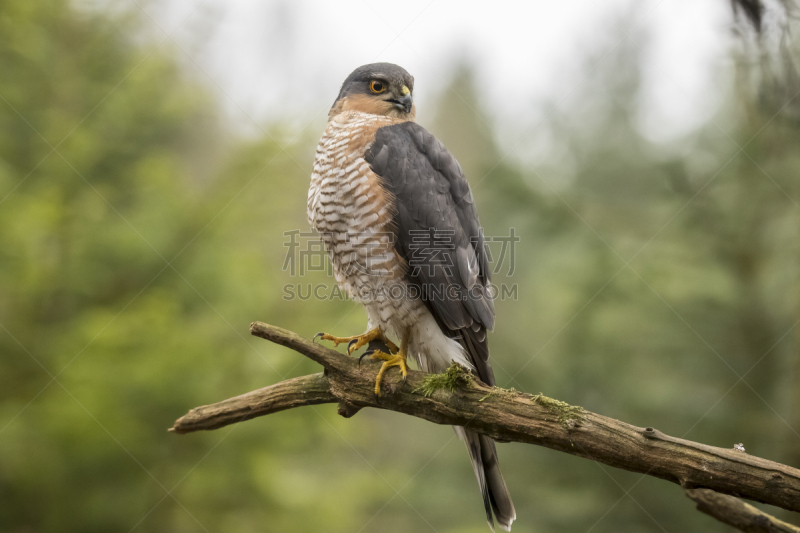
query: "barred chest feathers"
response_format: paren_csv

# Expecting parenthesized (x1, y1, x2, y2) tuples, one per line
(307, 111, 423, 333)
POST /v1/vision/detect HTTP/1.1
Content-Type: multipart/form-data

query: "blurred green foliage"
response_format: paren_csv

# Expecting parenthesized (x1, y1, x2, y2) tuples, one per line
(1, 1, 799, 532)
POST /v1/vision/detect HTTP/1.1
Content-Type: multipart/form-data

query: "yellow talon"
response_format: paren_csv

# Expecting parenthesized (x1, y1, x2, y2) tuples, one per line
(317, 328, 409, 396)
(314, 327, 398, 355)
(370, 350, 409, 396)
(314, 333, 349, 348)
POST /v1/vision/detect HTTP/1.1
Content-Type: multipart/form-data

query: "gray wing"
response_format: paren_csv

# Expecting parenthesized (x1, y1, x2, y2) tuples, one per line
(365, 121, 496, 385)
(365, 122, 515, 531)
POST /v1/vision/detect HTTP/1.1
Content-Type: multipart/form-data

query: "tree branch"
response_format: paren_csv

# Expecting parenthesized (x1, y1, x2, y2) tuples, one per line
(169, 373, 335, 433)
(171, 321, 800, 516)
(686, 488, 800, 533)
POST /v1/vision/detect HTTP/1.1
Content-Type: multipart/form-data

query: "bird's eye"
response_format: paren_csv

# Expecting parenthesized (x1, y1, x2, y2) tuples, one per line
(370, 80, 386, 93)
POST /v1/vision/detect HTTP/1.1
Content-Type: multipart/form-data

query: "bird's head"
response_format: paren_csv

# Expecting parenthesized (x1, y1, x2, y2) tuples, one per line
(329, 63, 415, 120)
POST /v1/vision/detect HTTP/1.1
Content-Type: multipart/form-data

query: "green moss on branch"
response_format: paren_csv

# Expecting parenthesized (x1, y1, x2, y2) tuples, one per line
(413, 363, 473, 397)
(479, 386, 518, 402)
(534, 394, 584, 430)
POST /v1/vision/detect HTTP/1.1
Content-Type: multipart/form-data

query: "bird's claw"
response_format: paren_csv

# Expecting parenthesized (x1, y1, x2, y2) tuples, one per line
(313, 332, 325, 344)
(313, 332, 349, 347)
(370, 351, 409, 397)
(347, 338, 359, 355)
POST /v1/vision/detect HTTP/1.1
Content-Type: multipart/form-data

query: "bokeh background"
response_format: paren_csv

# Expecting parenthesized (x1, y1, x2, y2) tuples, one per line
(2, 0, 800, 531)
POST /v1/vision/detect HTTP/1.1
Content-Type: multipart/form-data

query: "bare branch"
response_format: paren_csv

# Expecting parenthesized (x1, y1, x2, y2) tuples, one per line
(170, 321, 800, 515)
(686, 488, 800, 533)
(170, 373, 335, 433)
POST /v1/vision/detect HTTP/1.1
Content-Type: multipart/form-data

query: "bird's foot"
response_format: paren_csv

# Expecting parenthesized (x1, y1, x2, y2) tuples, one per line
(368, 350, 409, 396)
(313, 327, 398, 356)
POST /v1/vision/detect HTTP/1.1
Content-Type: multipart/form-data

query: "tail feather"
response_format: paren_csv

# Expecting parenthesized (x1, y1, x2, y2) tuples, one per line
(455, 427, 516, 531)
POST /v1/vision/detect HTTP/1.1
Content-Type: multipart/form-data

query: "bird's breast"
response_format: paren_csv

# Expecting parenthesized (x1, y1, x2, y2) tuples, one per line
(307, 112, 406, 298)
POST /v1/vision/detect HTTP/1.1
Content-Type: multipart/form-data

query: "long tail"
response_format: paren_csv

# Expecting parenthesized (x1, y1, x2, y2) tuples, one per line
(455, 427, 516, 531)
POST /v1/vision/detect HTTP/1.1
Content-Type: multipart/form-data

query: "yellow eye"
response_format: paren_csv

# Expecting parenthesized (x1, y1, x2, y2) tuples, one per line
(370, 80, 386, 93)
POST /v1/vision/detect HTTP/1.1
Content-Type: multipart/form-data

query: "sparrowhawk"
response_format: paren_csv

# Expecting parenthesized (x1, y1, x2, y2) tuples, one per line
(308, 63, 516, 531)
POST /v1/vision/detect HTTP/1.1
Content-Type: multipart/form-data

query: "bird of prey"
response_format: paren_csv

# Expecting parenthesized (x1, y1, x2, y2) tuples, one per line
(308, 63, 515, 531)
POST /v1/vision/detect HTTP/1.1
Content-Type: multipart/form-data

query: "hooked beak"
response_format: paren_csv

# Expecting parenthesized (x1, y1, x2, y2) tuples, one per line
(394, 93, 413, 113)
(387, 89, 413, 113)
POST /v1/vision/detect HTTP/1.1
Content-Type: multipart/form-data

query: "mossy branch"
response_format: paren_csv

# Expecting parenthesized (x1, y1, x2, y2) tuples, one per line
(170, 321, 800, 523)
(413, 362, 473, 397)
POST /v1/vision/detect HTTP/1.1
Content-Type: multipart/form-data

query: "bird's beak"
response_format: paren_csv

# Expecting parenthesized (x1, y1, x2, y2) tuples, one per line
(395, 93, 413, 113)
(393, 86, 413, 113)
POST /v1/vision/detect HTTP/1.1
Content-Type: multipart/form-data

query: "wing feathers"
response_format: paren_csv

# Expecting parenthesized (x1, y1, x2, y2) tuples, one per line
(366, 122, 494, 328)
(366, 122, 514, 529)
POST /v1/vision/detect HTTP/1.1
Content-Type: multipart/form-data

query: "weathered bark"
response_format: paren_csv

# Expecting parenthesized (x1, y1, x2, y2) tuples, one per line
(170, 321, 800, 516)
(169, 373, 334, 433)
(686, 488, 800, 532)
